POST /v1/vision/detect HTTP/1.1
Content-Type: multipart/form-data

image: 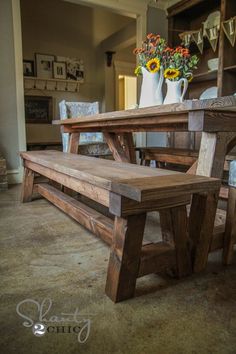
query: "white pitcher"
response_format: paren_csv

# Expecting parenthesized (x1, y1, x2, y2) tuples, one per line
(139, 67, 164, 108)
(163, 78, 188, 104)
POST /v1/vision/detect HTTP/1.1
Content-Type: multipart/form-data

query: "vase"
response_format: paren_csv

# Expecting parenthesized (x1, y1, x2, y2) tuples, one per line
(163, 78, 188, 104)
(139, 67, 164, 108)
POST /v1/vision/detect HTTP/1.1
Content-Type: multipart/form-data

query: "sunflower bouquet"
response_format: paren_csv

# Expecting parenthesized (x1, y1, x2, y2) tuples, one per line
(162, 46, 199, 82)
(134, 34, 199, 81)
(133, 33, 167, 75)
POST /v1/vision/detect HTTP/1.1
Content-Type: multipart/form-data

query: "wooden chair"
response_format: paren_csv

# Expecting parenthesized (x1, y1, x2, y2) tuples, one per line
(59, 100, 111, 158)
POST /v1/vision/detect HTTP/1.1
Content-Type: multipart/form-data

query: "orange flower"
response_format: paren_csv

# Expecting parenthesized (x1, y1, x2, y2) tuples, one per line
(147, 33, 155, 40)
(163, 47, 173, 53)
(133, 48, 144, 55)
(181, 48, 190, 57)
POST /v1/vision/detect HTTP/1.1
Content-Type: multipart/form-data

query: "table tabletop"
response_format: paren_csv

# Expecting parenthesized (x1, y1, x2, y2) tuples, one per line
(53, 96, 236, 133)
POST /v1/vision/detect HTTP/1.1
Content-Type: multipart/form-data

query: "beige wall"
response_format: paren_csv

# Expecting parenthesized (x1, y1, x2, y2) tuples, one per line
(21, 0, 134, 142)
(0, 0, 20, 170)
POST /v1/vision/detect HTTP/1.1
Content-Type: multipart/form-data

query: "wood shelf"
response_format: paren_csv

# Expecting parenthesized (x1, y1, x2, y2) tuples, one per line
(224, 65, 236, 73)
(24, 76, 81, 92)
(191, 70, 217, 83)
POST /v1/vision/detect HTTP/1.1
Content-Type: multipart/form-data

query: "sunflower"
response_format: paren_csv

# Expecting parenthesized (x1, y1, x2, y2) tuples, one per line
(134, 66, 142, 76)
(146, 58, 160, 73)
(187, 74, 193, 82)
(164, 68, 180, 80)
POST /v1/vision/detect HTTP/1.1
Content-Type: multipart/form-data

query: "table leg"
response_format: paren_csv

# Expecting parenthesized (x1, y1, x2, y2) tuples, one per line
(196, 132, 236, 178)
(104, 132, 136, 163)
(21, 167, 35, 203)
(68, 132, 80, 154)
(105, 213, 146, 302)
(223, 187, 236, 265)
(119, 133, 136, 164)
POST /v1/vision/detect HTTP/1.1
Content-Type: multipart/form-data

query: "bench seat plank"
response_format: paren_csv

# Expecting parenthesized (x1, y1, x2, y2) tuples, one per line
(21, 150, 220, 202)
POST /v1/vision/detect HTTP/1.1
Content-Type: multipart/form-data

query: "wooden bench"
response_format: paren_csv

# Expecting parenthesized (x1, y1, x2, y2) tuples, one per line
(20, 150, 220, 302)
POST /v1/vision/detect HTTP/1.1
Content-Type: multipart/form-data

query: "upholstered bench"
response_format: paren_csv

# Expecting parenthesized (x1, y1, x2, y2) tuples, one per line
(20, 150, 220, 302)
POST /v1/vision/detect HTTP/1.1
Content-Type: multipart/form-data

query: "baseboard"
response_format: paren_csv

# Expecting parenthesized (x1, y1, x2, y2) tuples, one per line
(7, 167, 23, 184)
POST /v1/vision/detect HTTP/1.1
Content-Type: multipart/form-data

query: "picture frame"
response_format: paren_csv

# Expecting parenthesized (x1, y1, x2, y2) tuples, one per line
(35, 53, 55, 79)
(24, 95, 53, 124)
(53, 61, 67, 80)
(23, 60, 35, 77)
(57, 56, 84, 82)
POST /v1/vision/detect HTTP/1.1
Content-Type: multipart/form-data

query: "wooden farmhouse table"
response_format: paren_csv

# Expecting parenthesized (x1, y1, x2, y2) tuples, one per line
(53, 96, 236, 271)
(53, 96, 236, 182)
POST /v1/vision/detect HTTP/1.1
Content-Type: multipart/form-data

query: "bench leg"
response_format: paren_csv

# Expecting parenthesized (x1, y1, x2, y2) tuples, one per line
(189, 191, 218, 273)
(21, 167, 35, 203)
(223, 187, 236, 265)
(159, 206, 191, 277)
(171, 205, 192, 277)
(105, 214, 146, 303)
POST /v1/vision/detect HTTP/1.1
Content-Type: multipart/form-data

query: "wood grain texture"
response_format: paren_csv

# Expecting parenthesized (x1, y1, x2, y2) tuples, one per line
(103, 132, 130, 163)
(109, 192, 190, 217)
(36, 183, 113, 245)
(119, 133, 136, 164)
(52, 96, 236, 127)
(223, 187, 236, 265)
(189, 191, 219, 273)
(68, 132, 80, 154)
(21, 167, 35, 203)
(138, 147, 198, 166)
(138, 242, 176, 277)
(21, 151, 220, 203)
(189, 110, 236, 132)
(24, 160, 110, 207)
(105, 214, 146, 302)
(171, 205, 192, 277)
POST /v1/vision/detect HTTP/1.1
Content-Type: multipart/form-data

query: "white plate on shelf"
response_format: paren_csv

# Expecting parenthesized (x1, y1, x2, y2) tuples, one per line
(203, 11, 221, 35)
(200, 87, 218, 100)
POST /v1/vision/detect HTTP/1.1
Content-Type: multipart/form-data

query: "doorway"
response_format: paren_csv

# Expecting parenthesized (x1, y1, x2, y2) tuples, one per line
(118, 75, 137, 110)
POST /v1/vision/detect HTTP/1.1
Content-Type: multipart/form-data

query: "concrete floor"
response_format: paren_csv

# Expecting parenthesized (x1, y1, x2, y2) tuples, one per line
(0, 185, 236, 354)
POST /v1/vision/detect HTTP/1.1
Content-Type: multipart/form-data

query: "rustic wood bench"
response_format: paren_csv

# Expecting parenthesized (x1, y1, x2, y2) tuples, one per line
(20, 150, 220, 302)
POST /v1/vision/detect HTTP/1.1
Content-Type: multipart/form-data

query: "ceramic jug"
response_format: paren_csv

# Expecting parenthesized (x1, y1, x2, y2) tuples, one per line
(163, 78, 188, 104)
(139, 67, 164, 108)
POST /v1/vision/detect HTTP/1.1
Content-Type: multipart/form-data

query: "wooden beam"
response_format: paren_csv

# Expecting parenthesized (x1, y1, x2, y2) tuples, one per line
(21, 167, 35, 202)
(106, 214, 146, 302)
(189, 110, 236, 132)
(24, 160, 110, 207)
(36, 183, 113, 245)
(109, 192, 190, 217)
(138, 242, 176, 277)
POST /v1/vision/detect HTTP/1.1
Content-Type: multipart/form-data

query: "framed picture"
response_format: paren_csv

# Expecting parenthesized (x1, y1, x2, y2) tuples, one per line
(57, 56, 84, 82)
(53, 61, 67, 79)
(24, 95, 53, 124)
(23, 60, 35, 77)
(35, 53, 55, 79)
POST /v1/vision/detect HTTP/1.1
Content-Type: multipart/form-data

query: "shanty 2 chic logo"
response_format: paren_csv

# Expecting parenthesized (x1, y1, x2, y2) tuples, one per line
(16, 298, 91, 343)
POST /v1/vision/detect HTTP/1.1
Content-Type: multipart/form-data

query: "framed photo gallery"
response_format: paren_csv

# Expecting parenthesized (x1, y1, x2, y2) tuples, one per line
(23, 54, 84, 82)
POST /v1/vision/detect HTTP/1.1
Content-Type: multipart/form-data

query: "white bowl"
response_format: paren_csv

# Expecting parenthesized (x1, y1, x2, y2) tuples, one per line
(208, 58, 219, 71)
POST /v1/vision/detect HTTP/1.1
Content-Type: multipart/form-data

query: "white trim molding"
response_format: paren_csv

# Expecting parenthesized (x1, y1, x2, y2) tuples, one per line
(12, 0, 26, 184)
(7, 168, 23, 184)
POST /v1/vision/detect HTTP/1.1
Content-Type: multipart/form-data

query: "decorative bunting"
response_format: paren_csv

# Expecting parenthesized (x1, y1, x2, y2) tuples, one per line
(222, 16, 236, 47)
(205, 26, 219, 52)
(177, 15, 235, 54)
(192, 29, 204, 54)
(179, 31, 194, 46)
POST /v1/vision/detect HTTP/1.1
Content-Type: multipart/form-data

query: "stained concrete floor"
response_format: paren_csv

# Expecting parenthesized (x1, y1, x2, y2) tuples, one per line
(0, 185, 236, 354)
